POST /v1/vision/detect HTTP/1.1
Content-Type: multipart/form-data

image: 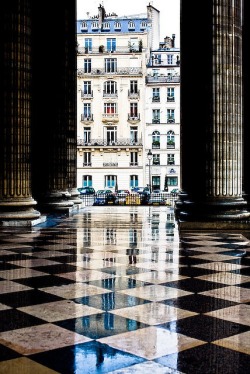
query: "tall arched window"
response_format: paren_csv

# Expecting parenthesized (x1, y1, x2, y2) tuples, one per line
(103, 81, 117, 97)
(152, 131, 160, 149)
(167, 130, 175, 148)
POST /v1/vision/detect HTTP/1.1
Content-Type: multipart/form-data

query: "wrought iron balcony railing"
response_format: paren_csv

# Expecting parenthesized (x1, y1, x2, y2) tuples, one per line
(77, 67, 143, 77)
(77, 138, 143, 147)
(81, 114, 93, 122)
(81, 91, 93, 99)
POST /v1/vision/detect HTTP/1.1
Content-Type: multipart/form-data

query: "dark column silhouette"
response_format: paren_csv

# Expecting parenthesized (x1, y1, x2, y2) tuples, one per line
(0, 0, 42, 226)
(177, 0, 250, 229)
(31, 0, 80, 212)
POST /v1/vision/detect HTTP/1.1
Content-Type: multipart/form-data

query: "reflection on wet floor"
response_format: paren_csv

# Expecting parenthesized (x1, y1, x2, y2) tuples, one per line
(0, 206, 249, 373)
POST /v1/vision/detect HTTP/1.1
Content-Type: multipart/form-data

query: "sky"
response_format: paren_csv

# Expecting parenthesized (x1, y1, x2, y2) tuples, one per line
(77, 0, 180, 47)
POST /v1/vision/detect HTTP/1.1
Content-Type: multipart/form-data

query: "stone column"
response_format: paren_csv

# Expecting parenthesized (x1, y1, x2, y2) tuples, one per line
(0, 0, 42, 226)
(177, 0, 250, 229)
(31, 0, 80, 212)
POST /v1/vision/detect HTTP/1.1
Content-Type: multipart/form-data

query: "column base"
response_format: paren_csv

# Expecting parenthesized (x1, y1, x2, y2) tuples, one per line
(0, 197, 43, 226)
(175, 193, 250, 229)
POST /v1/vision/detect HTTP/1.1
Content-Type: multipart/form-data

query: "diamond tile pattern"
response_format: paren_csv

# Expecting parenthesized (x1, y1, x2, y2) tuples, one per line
(0, 206, 249, 373)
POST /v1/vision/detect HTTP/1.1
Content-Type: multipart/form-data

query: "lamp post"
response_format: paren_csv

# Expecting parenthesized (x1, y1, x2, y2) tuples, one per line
(147, 149, 152, 193)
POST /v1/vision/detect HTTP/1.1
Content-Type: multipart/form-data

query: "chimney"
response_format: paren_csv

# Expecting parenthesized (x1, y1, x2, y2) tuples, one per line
(98, 4, 105, 28)
(172, 34, 175, 48)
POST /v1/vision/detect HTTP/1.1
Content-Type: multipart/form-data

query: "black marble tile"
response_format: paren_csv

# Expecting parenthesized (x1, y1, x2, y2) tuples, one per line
(158, 314, 249, 342)
(0, 343, 21, 362)
(16, 274, 75, 288)
(33, 264, 78, 274)
(161, 293, 237, 313)
(31, 341, 145, 374)
(155, 343, 250, 374)
(56, 312, 148, 339)
(74, 292, 150, 311)
(230, 267, 250, 276)
(162, 278, 226, 292)
(0, 309, 44, 332)
(0, 289, 63, 308)
(0, 263, 21, 271)
(86, 277, 147, 291)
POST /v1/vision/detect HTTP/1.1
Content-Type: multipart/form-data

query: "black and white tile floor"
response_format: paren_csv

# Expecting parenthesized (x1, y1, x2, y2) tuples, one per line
(0, 206, 249, 373)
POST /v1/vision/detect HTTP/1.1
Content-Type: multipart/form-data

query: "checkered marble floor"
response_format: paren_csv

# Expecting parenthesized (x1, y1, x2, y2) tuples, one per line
(0, 206, 249, 374)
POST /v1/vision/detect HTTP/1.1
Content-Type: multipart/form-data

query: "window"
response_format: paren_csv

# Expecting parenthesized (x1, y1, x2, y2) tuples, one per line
(167, 130, 175, 148)
(107, 38, 116, 52)
(152, 109, 160, 123)
(140, 21, 147, 30)
(83, 152, 91, 166)
(130, 127, 138, 143)
(129, 37, 138, 51)
(83, 127, 91, 144)
(130, 103, 138, 118)
(153, 154, 160, 165)
(152, 131, 160, 149)
(105, 58, 117, 73)
(152, 176, 160, 190)
(83, 81, 91, 94)
(84, 59, 91, 73)
(81, 22, 87, 30)
(114, 22, 121, 30)
(130, 175, 138, 188)
(167, 176, 178, 186)
(128, 21, 135, 30)
(167, 87, 175, 102)
(83, 175, 92, 187)
(130, 80, 138, 94)
(84, 38, 92, 52)
(130, 152, 138, 166)
(105, 175, 116, 188)
(105, 126, 117, 144)
(104, 81, 117, 95)
(152, 88, 160, 102)
(167, 109, 175, 123)
(104, 103, 117, 114)
(167, 154, 175, 165)
(103, 22, 110, 30)
(83, 103, 91, 118)
(167, 54, 174, 64)
(91, 21, 98, 30)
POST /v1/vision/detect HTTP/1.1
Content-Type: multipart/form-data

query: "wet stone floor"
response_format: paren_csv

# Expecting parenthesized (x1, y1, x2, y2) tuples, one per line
(0, 206, 249, 374)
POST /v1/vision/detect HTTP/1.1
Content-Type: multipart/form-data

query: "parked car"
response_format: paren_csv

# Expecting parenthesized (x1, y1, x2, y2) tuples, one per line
(93, 190, 116, 205)
(170, 188, 179, 194)
(77, 187, 95, 195)
(115, 190, 130, 205)
(148, 191, 171, 206)
(131, 186, 150, 195)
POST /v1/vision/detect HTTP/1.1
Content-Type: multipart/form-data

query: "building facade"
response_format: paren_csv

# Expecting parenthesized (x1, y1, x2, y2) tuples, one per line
(76, 4, 180, 192)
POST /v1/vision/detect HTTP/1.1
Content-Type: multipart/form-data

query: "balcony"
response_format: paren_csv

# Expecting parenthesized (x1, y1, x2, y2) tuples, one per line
(167, 96, 175, 102)
(77, 138, 143, 147)
(167, 118, 175, 124)
(77, 67, 143, 77)
(103, 91, 118, 98)
(81, 114, 93, 123)
(130, 162, 139, 167)
(102, 113, 119, 123)
(81, 91, 93, 99)
(167, 141, 175, 149)
(152, 141, 160, 149)
(152, 96, 160, 102)
(103, 162, 118, 167)
(83, 162, 92, 167)
(152, 118, 160, 124)
(128, 90, 140, 99)
(128, 114, 140, 123)
(145, 75, 180, 84)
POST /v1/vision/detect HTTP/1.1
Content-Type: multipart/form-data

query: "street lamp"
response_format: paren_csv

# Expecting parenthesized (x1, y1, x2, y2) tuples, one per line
(147, 149, 153, 193)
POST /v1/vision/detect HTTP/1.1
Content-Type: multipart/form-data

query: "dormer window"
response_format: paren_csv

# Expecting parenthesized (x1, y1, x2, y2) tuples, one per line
(140, 21, 147, 30)
(91, 21, 99, 30)
(114, 22, 121, 30)
(128, 21, 135, 30)
(103, 22, 110, 30)
(80, 22, 88, 32)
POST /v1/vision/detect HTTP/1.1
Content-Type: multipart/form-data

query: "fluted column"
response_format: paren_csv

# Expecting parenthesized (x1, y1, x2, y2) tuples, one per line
(0, 0, 42, 226)
(177, 0, 250, 229)
(32, 0, 80, 212)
